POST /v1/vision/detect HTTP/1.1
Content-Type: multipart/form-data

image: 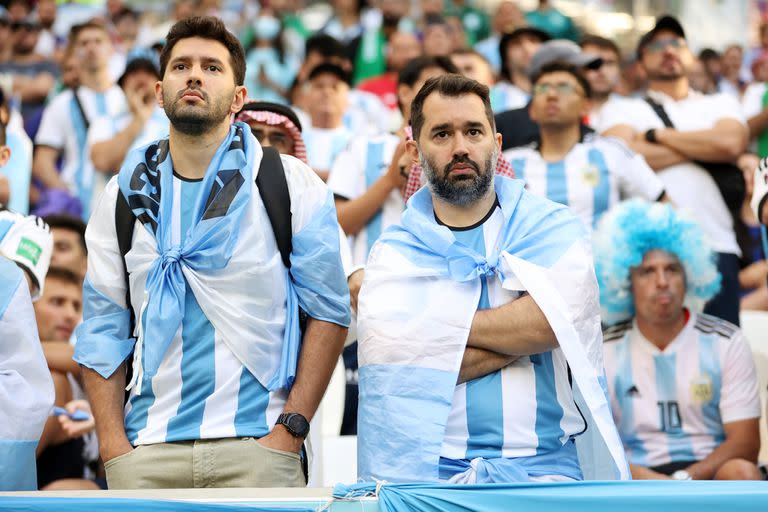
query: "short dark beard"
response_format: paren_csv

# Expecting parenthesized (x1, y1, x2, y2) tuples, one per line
(163, 86, 233, 136)
(421, 149, 496, 206)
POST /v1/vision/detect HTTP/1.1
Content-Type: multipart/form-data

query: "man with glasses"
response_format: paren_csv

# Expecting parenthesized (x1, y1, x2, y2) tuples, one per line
(0, 14, 58, 136)
(602, 16, 748, 326)
(503, 61, 666, 232)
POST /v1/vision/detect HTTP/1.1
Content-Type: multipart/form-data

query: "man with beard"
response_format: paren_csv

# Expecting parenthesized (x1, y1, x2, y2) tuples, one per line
(74, 16, 350, 489)
(602, 16, 748, 326)
(356, 74, 629, 483)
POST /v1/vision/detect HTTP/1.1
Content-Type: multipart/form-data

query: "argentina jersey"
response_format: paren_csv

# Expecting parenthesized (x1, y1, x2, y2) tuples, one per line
(124, 174, 286, 445)
(303, 125, 353, 174)
(439, 199, 587, 464)
(603, 313, 761, 468)
(327, 133, 404, 266)
(504, 134, 664, 231)
(35, 85, 127, 219)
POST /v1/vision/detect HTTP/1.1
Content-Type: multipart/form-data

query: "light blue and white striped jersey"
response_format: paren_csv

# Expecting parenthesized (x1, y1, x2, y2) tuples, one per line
(35, 85, 127, 219)
(123, 174, 285, 445)
(490, 82, 529, 113)
(327, 133, 404, 266)
(503, 134, 665, 231)
(439, 200, 587, 462)
(603, 312, 761, 468)
(303, 125, 353, 175)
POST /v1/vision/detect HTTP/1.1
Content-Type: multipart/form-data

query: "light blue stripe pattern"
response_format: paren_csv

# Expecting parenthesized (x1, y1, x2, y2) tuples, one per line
(614, 337, 647, 465)
(698, 334, 725, 443)
(165, 180, 216, 442)
(234, 367, 269, 437)
(73, 277, 135, 379)
(364, 140, 385, 256)
(0, 440, 38, 491)
(654, 354, 695, 462)
(454, 227, 504, 459)
(0, 219, 13, 244)
(531, 352, 565, 454)
(358, 364, 459, 482)
(545, 161, 568, 207)
(510, 158, 527, 183)
(70, 97, 91, 219)
(1, 133, 33, 213)
(587, 148, 611, 228)
(124, 308, 156, 444)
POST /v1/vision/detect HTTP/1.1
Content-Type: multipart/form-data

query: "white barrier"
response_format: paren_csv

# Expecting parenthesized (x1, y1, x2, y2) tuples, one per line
(740, 310, 768, 464)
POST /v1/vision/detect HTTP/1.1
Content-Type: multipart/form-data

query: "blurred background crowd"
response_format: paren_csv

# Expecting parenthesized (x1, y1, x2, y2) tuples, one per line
(1, 0, 768, 491)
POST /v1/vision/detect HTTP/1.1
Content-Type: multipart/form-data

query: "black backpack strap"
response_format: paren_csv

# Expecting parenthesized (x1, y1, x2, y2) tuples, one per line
(115, 189, 136, 397)
(644, 97, 674, 129)
(72, 87, 90, 130)
(256, 147, 293, 268)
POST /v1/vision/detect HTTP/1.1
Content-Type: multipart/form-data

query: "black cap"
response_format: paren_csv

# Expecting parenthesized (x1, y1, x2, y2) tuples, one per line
(117, 57, 160, 88)
(307, 62, 352, 86)
(636, 15, 686, 59)
(238, 101, 303, 133)
(499, 26, 551, 55)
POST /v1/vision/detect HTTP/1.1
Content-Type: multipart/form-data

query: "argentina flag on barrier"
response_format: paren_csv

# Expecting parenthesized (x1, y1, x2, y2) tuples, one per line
(356, 176, 630, 483)
(0, 258, 54, 490)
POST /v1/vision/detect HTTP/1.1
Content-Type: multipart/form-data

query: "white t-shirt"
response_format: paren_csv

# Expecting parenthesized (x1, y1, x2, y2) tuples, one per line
(503, 134, 665, 232)
(603, 312, 761, 468)
(87, 107, 170, 207)
(35, 85, 127, 219)
(303, 125, 353, 174)
(327, 133, 404, 266)
(599, 90, 745, 255)
(589, 94, 642, 133)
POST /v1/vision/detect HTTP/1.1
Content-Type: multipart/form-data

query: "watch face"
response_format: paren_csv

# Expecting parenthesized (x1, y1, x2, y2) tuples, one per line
(286, 413, 310, 437)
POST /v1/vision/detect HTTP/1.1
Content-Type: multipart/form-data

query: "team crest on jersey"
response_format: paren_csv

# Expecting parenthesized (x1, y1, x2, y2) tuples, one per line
(582, 164, 600, 187)
(690, 373, 714, 402)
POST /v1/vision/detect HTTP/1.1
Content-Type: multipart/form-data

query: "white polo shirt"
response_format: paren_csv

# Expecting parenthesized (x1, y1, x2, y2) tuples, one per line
(599, 90, 745, 255)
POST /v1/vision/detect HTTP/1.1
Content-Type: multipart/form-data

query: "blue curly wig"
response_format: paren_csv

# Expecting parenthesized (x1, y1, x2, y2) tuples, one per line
(593, 200, 721, 326)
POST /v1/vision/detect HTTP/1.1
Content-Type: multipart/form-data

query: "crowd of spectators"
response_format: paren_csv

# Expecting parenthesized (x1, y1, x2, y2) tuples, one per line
(1, 0, 767, 490)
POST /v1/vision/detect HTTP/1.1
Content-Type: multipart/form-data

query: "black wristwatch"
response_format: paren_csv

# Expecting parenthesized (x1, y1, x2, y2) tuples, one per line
(644, 128, 658, 143)
(276, 412, 310, 438)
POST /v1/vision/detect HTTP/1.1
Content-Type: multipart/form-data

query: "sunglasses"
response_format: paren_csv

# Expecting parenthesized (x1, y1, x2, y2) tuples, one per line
(11, 22, 40, 32)
(645, 38, 686, 54)
(532, 82, 584, 96)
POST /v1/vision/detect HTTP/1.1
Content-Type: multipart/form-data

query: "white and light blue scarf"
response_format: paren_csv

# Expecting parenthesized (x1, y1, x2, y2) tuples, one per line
(357, 176, 629, 483)
(114, 121, 345, 395)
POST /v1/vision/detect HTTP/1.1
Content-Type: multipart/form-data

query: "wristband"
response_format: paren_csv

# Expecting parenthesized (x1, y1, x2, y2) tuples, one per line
(644, 128, 658, 143)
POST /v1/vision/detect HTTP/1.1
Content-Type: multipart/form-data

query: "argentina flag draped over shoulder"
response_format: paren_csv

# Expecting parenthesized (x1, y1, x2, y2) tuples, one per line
(78, 121, 314, 395)
(0, 258, 54, 490)
(357, 176, 629, 483)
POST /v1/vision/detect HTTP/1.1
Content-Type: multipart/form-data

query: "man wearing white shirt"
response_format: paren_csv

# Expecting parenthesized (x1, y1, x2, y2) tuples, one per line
(33, 20, 126, 219)
(602, 16, 748, 326)
(302, 63, 353, 181)
(504, 61, 666, 232)
(579, 34, 638, 133)
(90, 51, 169, 178)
